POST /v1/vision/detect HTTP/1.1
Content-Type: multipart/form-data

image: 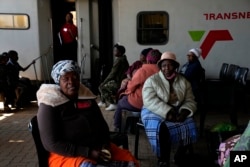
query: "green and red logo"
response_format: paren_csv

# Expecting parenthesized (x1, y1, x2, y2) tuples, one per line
(189, 30, 233, 59)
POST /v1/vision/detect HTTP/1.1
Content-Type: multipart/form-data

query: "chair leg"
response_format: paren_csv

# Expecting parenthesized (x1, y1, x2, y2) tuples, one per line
(123, 133, 129, 149)
(199, 108, 207, 137)
(134, 122, 143, 159)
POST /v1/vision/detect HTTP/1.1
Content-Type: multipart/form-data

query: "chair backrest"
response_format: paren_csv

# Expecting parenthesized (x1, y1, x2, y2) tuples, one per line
(219, 63, 229, 80)
(28, 116, 49, 167)
(225, 64, 240, 81)
(235, 67, 249, 86)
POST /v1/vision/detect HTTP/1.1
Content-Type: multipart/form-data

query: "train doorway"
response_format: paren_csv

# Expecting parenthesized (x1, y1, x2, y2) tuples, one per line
(50, 0, 76, 64)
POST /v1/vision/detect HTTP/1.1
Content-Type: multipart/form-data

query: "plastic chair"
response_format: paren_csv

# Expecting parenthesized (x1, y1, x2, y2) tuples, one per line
(235, 67, 249, 86)
(134, 119, 144, 159)
(219, 63, 229, 80)
(28, 116, 129, 167)
(121, 110, 141, 133)
(28, 116, 49, 167)
(201, 64, 240, 136)
(234, 67, 249, 117)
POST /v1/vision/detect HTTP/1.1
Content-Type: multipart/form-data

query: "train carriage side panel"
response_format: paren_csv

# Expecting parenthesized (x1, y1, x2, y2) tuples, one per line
(114, 0, 250, 79)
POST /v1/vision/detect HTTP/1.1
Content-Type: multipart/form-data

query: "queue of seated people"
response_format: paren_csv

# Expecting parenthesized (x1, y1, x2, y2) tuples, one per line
(96, 44, 205, 167)
(34, 54, 201, 167)
(32, 44, 249, 167)
(0, 50, 35, 111)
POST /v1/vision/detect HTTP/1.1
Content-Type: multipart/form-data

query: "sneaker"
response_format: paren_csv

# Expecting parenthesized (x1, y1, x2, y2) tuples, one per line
(105, 104, 117, 111)
(98, 101, 106, 107)
(157, 161, 169, 167)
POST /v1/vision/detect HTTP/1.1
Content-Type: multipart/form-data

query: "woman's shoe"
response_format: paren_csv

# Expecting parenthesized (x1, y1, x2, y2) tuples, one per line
(157, 161, 169, 167)
(105, 104, 117, 111)
(98, 101, 106, 107)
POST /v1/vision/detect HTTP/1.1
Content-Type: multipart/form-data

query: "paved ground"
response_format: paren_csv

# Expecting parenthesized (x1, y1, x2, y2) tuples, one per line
(0, 101, 249, 167)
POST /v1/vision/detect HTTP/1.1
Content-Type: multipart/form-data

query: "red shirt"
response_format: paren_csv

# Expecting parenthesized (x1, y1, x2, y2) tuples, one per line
(60, 23, 78, 44)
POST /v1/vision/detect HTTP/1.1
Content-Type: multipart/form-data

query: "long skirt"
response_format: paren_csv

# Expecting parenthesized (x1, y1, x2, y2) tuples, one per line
(49, 143, 139, 167)
(141, 107, 198, 157)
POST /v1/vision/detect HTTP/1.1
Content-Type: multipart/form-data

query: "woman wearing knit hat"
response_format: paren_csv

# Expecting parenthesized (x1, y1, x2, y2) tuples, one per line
(116, 48, 153, 101)
(37, 60, 139, 167)
(113, 49, 161, 132)
(141, 51, 198, 167)
(179, 48, 205, 103)
(126, 48, 153, 80)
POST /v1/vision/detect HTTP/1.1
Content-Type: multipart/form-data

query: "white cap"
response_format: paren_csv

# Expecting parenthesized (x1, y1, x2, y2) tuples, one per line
(189, 48, 202, 58)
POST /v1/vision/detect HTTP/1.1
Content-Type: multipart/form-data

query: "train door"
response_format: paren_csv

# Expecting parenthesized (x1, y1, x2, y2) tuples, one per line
(50, 0, 76, 64)
(76, 0, 114, 94)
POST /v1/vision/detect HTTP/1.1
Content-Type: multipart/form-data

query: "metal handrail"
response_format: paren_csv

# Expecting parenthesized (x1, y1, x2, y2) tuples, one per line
(32, 45, 53, 84)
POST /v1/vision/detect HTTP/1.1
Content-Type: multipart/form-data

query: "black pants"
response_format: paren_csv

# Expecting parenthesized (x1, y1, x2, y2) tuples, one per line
(158, 122, 193, 165)
(159, 123, 171, 163)
(61, 40, 77, 62)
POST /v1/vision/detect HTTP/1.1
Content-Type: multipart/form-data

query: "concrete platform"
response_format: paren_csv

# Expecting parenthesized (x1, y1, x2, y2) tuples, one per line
(0, 101, 249, 167)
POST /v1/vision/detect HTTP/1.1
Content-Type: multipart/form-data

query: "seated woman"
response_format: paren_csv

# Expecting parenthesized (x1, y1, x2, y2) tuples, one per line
(179, 48, 205, 103)
(113, 49, 161, 132)
(36, 60, 138, 167)
(116, 48, 153, 99)
(141, 52, 198, 167)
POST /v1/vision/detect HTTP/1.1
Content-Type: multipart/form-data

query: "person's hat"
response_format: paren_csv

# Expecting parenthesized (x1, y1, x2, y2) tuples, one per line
(189, 48, 202, 58)
(157, 51, 179, 68)
(141, 48, 153, 57)
(146, 49, 161, 64)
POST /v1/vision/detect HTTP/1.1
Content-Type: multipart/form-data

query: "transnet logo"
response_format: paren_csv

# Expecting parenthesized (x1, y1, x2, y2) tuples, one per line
(189, 30, 233, 59)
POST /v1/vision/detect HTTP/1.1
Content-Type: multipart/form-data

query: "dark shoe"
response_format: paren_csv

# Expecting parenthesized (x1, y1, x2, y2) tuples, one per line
(174, 146, 188, 165)
(114, 127, 120, 132)
(157, 161, 169, 167)
(3, 106, 11, 112)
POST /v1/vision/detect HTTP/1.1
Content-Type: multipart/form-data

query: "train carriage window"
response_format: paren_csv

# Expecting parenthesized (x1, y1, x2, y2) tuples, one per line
(0, 14, 30, 29)
(137, 11, 169, 45)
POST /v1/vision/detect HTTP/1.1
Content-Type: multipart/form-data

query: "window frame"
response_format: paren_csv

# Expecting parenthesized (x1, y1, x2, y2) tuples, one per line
(137, 11, 169, 45)
(0, 13, 30, 30)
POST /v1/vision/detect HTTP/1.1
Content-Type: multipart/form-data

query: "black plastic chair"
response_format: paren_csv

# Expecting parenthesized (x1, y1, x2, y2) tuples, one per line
(28, 116, 129, 167)
(235, 67, 249, 86)
(134, 120, 144, 159)
(28, 116, 49, 167)
(121, 110, 140, 134)
(234, 67, 249, 117)
(200, 64, 240, 136)
(219, 63, 229, 80)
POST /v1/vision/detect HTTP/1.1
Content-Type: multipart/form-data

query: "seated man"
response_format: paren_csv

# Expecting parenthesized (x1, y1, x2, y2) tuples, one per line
(113, 49, 161, 132)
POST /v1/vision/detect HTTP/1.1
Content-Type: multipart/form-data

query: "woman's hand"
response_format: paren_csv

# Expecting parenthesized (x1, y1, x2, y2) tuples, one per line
(89, 149, 101, 161)
(166, 109, 176, 122)
(176, 109, 191, 122)
(89, 145, 112, 163)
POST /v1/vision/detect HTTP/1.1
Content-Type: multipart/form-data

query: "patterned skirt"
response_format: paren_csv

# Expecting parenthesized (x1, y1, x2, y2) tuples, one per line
(141, 107, 198, 157)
